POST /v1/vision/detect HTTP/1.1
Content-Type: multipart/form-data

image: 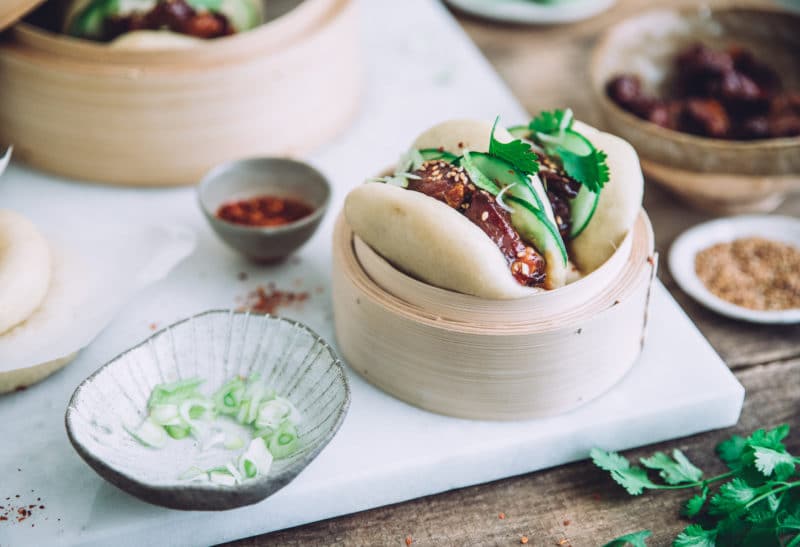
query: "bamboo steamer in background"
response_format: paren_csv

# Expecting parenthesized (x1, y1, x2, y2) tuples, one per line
(590, 7, 800, 214)
(332, 210, 657, 421)
(0, 0, 360, 186)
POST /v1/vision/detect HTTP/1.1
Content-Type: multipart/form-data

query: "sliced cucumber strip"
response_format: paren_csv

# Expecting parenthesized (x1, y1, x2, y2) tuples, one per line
(505, 195, 568, 266)
(507, 125, 531, 139)
(569, 185, 599, 238)
(68, 0, 119, 40)
(463, 152, 544, 211)
(461, 151, 501, 195)
(418, 149, 458, 163)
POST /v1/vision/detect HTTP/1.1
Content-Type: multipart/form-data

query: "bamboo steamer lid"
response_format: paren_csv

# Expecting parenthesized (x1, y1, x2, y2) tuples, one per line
(0, 0, 43, 31)
(332, 210, 657, 420)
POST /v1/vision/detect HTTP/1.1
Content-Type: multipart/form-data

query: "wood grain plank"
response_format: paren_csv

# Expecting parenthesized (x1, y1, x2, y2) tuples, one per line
(223, 358, 800, 547)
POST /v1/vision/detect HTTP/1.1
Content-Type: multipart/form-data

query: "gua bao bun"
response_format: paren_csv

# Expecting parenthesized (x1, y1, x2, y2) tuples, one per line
(0, 210, 52, 334)
(345, 114, 644, 299)
(63, 0, 265, 44)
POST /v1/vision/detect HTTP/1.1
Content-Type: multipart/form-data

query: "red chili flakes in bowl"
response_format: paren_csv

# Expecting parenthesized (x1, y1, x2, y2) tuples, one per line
(695, 237, 800, 310)
(217, 195, 314, 227)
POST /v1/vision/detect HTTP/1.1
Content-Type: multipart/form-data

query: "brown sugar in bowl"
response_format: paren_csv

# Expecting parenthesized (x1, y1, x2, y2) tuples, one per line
(0, 0, 360, 186)
(331, 209, 657, 421)
(590, 6, 800, 213)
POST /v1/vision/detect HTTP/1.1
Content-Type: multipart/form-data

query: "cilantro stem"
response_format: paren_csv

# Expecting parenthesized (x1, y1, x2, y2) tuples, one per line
(744, 481, 800, 510)
(648, 470, 736, 491)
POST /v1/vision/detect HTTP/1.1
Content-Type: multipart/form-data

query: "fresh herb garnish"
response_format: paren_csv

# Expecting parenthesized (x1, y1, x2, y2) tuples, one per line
(602, 530, 652, 547)
(367, 148, 425, 188)
(593, 424, 800, 546)
(558, 147, 610, 193)
(528, 108, 610, 193)
(529, 108, 574, 135)
(488, 116, 539, 176)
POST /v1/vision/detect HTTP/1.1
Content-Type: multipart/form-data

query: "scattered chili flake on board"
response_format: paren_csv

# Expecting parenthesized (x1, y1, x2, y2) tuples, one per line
(216, 195, 314, 227)
(695, 237, 800, 311)
(498, 512, 506, 519)
(405, 535, 413, 545)
(520, 536, 529, 544)
(563, 519, 571, 526)
(238, 283, 309, 315)
(148, 323, 158, 331)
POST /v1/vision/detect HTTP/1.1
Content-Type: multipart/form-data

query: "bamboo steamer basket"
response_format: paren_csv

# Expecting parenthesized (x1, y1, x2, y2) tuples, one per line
(332, 209, 657, 420)
(590, 7, 800, 214)
(0, 0, 360, 186)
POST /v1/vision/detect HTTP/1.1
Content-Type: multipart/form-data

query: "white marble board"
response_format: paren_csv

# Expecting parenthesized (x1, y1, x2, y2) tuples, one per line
(0, 0, 743, 545)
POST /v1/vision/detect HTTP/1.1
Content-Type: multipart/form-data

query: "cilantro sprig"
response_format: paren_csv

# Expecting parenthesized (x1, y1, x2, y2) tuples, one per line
(528, 108, 610, 193)
(595, 424, 800, 546)
(488, 116, 539, 176)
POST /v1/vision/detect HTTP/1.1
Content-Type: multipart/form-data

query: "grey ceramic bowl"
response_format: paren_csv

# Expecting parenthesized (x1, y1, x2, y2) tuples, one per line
(198, 158, 331, 262)
(65, 310, 350, 511)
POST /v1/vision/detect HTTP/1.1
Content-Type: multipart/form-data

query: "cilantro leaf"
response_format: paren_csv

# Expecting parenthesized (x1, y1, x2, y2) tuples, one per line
(641, 450, 703, 485)
(710, 478, 758, 515)
(748, 425, 790, 453)
(591, 449, 658, 495)
(529, 109, 573, 135)
(558, 147, 610, 193)
(752, 446, 795, 479)
(673, 524, 717, 547)
(602, 530, 652, 547)
(488, 117, 539, 176)
(717, 435, 747, 470)
(683, 487, 709, 518)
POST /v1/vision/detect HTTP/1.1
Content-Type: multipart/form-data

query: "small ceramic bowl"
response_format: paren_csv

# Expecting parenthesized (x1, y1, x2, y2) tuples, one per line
(590, 6, 800, 213)
(444, 0, 616, 25)
(65, 310, 350, 510)
(198, 158, 331, 262)
(669, 215, 800, 324)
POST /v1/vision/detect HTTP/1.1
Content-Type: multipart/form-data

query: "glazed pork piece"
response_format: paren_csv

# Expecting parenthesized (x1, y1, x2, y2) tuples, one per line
(606, 43, 800, 140)
(407, 160, 547, 287)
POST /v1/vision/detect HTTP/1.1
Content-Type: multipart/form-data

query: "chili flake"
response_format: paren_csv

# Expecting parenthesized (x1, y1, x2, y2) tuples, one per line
(217, 195, 314, 228)
(238, 284, 309, 315)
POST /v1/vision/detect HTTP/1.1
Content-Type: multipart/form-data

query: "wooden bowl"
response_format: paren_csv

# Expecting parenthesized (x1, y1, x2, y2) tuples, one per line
(331, 210, 656, 421)
(590, 6, 800, 214)
(0, 0, 360, 186)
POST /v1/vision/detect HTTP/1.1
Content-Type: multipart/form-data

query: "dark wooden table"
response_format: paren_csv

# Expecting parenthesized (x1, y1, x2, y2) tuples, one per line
(229, 1, 800, 544)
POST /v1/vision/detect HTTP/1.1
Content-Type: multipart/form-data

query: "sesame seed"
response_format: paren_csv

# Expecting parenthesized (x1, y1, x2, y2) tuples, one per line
(481, 211, 489, 221)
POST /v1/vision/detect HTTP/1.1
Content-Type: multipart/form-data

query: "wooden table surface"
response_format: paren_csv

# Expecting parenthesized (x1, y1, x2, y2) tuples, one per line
(229, 1, 800, 545)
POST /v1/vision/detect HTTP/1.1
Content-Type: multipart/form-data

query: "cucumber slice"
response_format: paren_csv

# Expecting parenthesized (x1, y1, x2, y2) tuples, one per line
(505, 195, 568, 266)
(553, 130, 600, 239)
(68, 0, 119, 39)
(507, 125, 531, 139)
(461, 152, 544, 211)
(418, 149, 458, 163)
(461, 151, 501, 195)
(220, 0, 264, 31)
(569, 184, 599, 238)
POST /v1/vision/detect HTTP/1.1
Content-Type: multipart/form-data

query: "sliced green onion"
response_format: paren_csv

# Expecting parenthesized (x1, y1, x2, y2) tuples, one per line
(125, 418, 167, 448)
(178, 466, 206, 481)
(165, 424, 191, 439)
(239, 438, 273, 479)
(495, 183, 517, 214)
(149, 403, 181, 425)
(208, 469, 237, 486)
(224, 434, 245, 451)
(255, 399, 291, 430)
(213, 377, 246, 415)
(268, 422, 299, 460)
(147, 377, 204, 409)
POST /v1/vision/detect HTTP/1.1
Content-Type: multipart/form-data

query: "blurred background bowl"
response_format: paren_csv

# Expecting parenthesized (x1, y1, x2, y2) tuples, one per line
(198, 157, 330, 262)
(590, 6, 800, 214)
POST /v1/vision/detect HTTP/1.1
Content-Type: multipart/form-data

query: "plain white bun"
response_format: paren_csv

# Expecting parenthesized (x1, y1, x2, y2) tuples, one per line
(345, 184, 539, 299)
(570, 121, 644, 272)
(0, 210, 52, 335)
(412, 119, 514, 154)
(110, 30, 203, 50)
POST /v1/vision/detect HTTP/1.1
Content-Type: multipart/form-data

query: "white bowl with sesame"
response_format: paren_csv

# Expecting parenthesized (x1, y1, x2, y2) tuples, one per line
(669, 215, 800, 324)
